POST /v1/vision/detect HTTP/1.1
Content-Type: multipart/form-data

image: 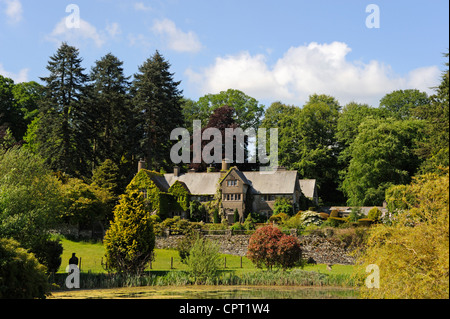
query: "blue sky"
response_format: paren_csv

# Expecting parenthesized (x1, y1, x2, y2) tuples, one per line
(0, 0, 448, 108)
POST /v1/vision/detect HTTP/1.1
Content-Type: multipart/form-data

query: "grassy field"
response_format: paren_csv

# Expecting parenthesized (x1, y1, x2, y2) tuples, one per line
(57, 238, 355, 277)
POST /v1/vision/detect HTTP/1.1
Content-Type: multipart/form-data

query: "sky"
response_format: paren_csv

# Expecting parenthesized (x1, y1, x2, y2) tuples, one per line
(0, 0, 448, 108)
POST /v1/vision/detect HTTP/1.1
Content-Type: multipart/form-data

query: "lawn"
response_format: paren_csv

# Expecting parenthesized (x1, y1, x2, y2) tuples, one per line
(57, 238, 355, 277)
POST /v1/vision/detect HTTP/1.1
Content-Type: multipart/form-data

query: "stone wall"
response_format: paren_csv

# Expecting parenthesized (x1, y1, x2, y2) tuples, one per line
(155, 233, 356, 265)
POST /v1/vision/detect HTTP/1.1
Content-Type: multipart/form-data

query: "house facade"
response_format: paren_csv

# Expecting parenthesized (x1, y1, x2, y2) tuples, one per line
(130, 160, 318, 222)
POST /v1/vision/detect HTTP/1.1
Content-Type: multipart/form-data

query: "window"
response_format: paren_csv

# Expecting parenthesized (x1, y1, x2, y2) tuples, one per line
(139, 189, 148, 199)
(227, 180, 238, 187)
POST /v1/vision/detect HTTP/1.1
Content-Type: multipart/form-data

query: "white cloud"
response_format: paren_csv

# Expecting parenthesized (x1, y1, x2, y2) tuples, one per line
(106, 22, 121, 38)
(134, 2, 152, 12)
(46, 17, 121, 48)
(0, 63, 29, 82)
(1, 0, 22, 24)
(152, 18, 202, 53)
(186, 42, 441, 106)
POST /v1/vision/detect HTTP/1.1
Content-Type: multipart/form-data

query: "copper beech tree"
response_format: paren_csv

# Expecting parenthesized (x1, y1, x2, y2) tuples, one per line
(247, 225, 302, 270)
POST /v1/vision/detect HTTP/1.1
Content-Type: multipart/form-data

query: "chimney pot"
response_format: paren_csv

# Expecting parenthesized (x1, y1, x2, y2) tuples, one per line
(174, 165, 180, 177)
(138, 159, 146, 172)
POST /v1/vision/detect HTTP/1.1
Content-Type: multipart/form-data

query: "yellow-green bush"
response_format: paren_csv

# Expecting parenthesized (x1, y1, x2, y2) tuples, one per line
(357, 169, 449, 299)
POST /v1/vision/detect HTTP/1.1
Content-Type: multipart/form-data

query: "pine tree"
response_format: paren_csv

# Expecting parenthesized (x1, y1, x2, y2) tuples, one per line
(132, 51, 183, 171)
(37, 43, 91, 176)
(89, 53, 134, 168)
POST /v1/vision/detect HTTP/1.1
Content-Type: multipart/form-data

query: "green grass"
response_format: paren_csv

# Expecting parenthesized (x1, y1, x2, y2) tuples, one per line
(57, 238, 355, 278)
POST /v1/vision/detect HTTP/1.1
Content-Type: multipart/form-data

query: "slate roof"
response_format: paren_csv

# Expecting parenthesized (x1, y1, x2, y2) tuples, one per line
(163, 169, 300, 196)
(164, 172, 222, 195)
(299, 179, 317, 199)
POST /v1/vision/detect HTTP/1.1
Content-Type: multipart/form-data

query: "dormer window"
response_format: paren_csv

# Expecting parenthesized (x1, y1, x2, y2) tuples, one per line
(227, 180, 238, 187)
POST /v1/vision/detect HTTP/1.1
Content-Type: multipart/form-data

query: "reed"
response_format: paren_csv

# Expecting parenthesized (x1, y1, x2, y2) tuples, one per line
(51, 268, 359, 291)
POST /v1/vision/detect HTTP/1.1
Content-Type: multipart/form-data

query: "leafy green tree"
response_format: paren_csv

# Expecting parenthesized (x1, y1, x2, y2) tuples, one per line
(261, 102, 301, 169)
(0, 75, 24, 141)
(0, 238, 51, 299)
(358, 169, 449, 299)
(36, 42, 92, 177)
(132, 51, 183, 171)
(61, 177, 114, 233)
(103, 189, 155, 274)
(192, 89, 265, 131)
(414, 52, 449, 172)
(294, 94, 342, 204)
(341, 117, 425, 206)
(186, 236, 221, 283)
(0, 147, 64, 271)
(380, 89, 430, 120)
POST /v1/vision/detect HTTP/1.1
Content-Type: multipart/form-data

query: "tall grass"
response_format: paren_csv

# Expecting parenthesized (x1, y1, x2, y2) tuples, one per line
(51, 268, 361, 291)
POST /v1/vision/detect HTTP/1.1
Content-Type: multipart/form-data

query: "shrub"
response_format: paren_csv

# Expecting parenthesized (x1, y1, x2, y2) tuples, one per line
(103, 190, 155, 274)
(231, 222, 245, 231)
(269, 213, 289, 224)
(0, 238, 50, 299)
(233, 209, 240, 223)
(299, 211, 323, 227)
(247, 225, 302, 270)
(324, 216, 347, 228)
(276, 236, 302, 270)
(186, 237, 221, 283)
(274, 197, 293, 215)
(357, 218, 374, 227)
(330, 210, 339, 218)
(367, 207, 382, 222)
(176, 231, 202, 264)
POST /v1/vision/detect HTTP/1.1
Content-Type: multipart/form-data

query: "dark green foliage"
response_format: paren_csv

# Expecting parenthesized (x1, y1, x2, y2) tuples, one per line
(88, 53, 135, 172)
(132, 51, 183, 171)
(31, 238, 63, 274)
(0, 238, 50, 299)
(213, 208, 220, 223)
(91, 159, 121, 196)
(233, 209, 240, 223)
(36, 43, 92, 177)
(273, 197, 293, 216)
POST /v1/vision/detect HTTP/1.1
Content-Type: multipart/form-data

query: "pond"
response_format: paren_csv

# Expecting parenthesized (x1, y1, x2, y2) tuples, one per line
(50, 285, 359, 299)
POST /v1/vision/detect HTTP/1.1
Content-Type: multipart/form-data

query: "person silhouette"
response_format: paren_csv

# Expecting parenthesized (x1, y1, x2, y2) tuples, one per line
(69, 253, 79, 266)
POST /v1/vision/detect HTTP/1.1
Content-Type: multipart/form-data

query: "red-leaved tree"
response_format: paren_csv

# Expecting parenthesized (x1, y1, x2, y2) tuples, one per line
(247, 225, 302, 270)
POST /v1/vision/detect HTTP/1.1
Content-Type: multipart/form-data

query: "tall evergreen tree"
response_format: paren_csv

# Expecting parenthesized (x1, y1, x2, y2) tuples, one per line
(36, 42, 91, 176)
(89, 53, 133, 168)
(132, 51, 183, 171)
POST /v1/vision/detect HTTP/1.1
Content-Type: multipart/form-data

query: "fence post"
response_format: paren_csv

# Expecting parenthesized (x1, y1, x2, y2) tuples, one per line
(240, 256, 243, 268)
(224, 257, 227, 268)
(171, 257, 173, 269)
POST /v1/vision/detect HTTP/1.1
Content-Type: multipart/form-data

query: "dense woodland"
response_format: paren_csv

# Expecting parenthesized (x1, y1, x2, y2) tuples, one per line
(1, 43, 448, 205)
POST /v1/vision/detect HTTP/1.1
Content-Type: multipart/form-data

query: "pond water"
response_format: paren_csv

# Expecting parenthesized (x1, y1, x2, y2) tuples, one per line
(50, 285, 359, 299)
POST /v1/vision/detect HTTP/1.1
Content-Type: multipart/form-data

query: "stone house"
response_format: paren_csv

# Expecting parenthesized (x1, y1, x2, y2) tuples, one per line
(131, 160, 318, 222)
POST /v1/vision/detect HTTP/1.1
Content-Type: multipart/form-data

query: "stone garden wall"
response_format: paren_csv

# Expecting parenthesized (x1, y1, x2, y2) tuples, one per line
(155, 233, 356, 265)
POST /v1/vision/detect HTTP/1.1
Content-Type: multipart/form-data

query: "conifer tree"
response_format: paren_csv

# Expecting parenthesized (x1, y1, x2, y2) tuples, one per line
(89, 53, 134, 168)
(36, 42, 91, 176)
(132, 51, 183, 171)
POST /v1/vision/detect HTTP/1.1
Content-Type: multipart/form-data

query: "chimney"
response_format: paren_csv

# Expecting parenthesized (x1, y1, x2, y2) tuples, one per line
(221, 158, 230, 172)
(138, 159, 146, 172)
(174, 165, 180, 177)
